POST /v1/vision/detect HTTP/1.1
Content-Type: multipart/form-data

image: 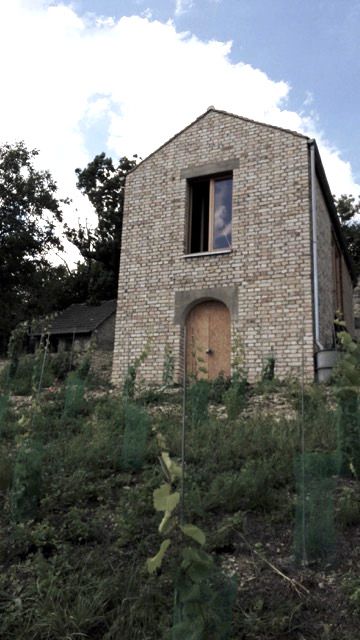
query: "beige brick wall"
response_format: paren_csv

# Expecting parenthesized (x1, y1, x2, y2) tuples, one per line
(316, 178, 354, 345)
(112, 110, 315, 386)
(316, 180, 334, 347)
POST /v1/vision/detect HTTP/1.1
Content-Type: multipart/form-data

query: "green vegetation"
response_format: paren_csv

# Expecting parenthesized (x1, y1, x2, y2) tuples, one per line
(0, 347, 359, 639)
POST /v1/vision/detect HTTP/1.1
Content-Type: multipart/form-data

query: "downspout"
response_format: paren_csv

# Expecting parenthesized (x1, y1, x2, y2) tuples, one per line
(309, 139, 323, 351)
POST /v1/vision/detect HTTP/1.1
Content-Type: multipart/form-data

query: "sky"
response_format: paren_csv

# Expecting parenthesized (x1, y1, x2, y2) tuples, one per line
(0, 0, 359, 262)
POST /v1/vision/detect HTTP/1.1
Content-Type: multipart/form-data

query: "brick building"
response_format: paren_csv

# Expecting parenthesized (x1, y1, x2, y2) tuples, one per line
(112, 108, 355, 386)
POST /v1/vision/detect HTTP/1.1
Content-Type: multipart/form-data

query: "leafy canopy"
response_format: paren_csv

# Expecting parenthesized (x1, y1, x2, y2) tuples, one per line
(0, 142, 67, 352)
(65, 153, 137, 302)
(334, 193, 360, 277)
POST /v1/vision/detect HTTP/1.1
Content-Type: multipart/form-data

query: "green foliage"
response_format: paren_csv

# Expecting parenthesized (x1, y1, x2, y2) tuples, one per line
(0, 444, 13, 491)
(7, 322, 28, 380)
(147, 430, 236, 639)
(0, 392, 9, 426)
(223, 372, 247, 420)
(1, 371, 359, 639)
(333, 332, 360, 477)
(335, 193, 360, 276)
(0, 142, 66, 353)
(11, 438, 43, 521)
(343, 573, 360, 616)
(294, 453, 336, 563)
(223, 336, 248, 419)
(121, 402, 150, 470)
(261, 349, 276, 381)
(0, 352, 57, 396)
(173, 550, 236, 640)
(50, 351, 72, 380)
(63, 371, 86, 418)
(187, 379, 209, 426)
(123, 340, 152, 400)
(65, 153, 137, 303)
(208, 372, 230, 404)
(163, 343, 175, 387)
(337, 486, 360, 528)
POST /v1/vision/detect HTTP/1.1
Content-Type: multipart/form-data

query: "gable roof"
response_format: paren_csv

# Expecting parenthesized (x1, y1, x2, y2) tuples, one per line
(312, 140, 357, 283)
(33, 300, 116, 337)
(128, 107, 309, 176)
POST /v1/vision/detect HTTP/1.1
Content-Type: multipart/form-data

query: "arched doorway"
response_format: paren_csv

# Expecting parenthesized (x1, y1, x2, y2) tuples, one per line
(186, 300, 231, 380)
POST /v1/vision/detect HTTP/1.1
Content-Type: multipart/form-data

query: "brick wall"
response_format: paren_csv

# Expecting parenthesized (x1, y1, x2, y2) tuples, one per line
(316, 178, 354, 345)
(112, 110, 315, 386)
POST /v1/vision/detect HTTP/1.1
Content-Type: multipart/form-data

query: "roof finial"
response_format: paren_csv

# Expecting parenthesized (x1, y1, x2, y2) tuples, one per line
(207, 105, 215, 111)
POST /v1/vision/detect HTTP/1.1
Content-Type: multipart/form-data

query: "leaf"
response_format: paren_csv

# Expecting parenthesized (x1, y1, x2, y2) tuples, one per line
(181, 547, 213, 582)
(156, 432, 168, 450)
(180, 524, 206, 546)
(153, 484, 180, 513)
(159, 512, 177, 534)
(146, 539, 171, 574)
(161, 451, 182, 481)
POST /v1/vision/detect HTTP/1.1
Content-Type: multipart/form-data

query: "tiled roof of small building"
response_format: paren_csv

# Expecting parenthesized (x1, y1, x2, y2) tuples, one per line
(33, 300, 116, 336)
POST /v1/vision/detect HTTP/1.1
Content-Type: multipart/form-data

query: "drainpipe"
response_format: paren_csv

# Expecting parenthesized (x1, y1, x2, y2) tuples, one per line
(309, 139, 323, 352)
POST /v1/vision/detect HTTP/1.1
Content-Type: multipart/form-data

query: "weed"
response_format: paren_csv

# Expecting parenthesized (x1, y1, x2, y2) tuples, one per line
(163, 342, 175, 387)
(223, 372, 247, 420)
(208, 373, 230, 404)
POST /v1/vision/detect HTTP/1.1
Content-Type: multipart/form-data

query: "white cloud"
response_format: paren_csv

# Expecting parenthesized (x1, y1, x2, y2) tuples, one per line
(0, 0, 358, 266)
(175, 0, 194, 16)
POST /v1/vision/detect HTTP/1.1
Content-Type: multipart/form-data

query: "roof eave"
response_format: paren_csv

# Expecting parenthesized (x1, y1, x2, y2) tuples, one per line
(311, 140, 357, 284)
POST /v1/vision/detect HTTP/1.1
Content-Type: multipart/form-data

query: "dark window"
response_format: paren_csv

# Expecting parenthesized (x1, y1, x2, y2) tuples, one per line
(188, 174, 232, 253)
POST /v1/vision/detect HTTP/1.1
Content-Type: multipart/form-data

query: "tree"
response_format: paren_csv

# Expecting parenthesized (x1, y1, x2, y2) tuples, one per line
(334, 194, 360, 278)
(0, 142, 67, 353)
(65, 153, 137, 303)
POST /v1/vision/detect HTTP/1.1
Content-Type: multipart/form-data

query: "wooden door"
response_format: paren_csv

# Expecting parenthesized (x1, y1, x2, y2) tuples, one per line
(186, 300, 231, 380)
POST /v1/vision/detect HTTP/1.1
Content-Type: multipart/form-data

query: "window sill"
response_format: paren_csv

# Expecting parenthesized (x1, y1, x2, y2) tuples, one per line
(183, 249, 232, 259)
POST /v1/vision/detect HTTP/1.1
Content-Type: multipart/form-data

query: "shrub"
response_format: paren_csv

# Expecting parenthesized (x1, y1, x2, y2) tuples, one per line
(208, 373, 230, 404)
(121, 402, 150, 470)
(63, 371, 86, 418)
(50, 352, 72, 380)
(223, 373, 247, 420)
(11, 438, 43, 521)
(294, 452, 336, 563)
(187, 379, 209, 426)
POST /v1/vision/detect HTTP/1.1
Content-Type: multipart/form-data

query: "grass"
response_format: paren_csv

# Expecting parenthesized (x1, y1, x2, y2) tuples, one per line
(0, 354, 359, 639)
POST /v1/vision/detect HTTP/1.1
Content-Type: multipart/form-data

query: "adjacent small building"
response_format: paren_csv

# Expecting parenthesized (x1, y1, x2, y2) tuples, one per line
(32, 300, 116, 371)
(112, 108, 356, 386)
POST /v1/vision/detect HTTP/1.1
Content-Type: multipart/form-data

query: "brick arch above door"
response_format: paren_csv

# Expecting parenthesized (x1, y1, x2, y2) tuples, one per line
(174, 285, 238, 326)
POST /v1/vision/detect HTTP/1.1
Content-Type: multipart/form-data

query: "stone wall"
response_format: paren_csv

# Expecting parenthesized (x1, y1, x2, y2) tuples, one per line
(112, 109, 315, 386)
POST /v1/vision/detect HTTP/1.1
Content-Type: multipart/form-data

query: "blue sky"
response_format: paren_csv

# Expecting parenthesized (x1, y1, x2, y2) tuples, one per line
(0, 0, 359, 260)
(76, 0, 360, 182)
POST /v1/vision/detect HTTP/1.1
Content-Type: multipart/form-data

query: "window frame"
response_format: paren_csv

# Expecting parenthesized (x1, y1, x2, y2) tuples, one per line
(187, 172, 233, 255)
